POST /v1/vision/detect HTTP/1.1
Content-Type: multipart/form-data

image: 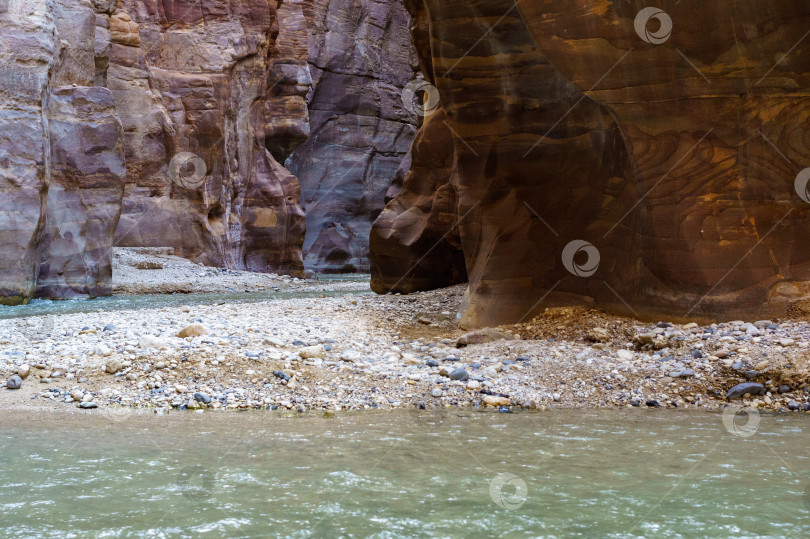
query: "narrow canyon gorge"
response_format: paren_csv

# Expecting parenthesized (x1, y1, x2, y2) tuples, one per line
(3, 0, 810, 328)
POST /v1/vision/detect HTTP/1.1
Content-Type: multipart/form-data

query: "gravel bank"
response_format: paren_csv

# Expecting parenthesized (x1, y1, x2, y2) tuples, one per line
(2, 250, 810, 415)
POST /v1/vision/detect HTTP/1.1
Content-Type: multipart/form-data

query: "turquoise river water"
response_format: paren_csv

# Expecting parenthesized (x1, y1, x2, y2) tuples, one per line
(0, 408, 808, 538)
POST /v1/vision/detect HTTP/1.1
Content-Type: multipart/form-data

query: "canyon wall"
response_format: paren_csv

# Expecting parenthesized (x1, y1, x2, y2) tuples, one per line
(371, 0, 810, 327)
(109, 0, 306, 274)
(0, 0, 126, 304)
(286, 0, 419, 273)
(0, 0, 418, 304)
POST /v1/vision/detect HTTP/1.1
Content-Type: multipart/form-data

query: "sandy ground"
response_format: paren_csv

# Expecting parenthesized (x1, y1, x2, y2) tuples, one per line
(1, 248, 810, 415)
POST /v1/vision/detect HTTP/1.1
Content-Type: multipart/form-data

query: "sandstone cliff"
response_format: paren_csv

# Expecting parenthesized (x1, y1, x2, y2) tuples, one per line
(109, 0, 306, 275)
(372, 0, 810, 327)
(0, 0, 419, 305)
(287, 0, 419, 273)
(0, 0, 126, 304)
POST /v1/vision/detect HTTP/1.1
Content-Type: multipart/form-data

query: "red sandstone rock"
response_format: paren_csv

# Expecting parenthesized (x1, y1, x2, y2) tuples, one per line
(373, 0, 633, 328)
(110, 0, 307, 276)
(374, 0, 810, 327)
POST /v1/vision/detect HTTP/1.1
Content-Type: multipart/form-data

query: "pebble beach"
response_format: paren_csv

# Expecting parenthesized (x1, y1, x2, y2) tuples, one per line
(2, 248, 810, 416)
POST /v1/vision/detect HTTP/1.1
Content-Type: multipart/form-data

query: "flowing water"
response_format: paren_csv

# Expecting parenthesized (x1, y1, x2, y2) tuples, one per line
(0, 408, 807, 538)
(0, 275, 372, 322)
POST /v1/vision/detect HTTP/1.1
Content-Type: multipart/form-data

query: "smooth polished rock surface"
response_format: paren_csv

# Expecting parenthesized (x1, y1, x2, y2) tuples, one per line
(373, 0, 810, 327)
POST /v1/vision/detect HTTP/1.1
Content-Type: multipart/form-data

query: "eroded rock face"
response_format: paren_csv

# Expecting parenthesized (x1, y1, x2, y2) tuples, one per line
(287, 0, 418, 273)
(110, 0, 306, 275)
(37, 86, 126, 298)
(0, 1, 56, 304)
(370, 107, 467, 293)
(372, 0, 633, 327)
(373, 0, 810, 327)
(516, 0, 810, 321)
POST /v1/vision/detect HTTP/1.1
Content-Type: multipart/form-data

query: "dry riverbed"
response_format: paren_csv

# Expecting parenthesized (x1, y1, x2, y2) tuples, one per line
(2, 249, 810, 415)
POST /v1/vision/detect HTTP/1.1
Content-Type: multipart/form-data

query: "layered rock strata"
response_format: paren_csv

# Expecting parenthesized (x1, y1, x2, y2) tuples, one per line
(371, 0, 634, 328)
(373, 0, 810, 327)
(286, 0, 419, 273)
(110, 0, 306, 275)
(0, 0, 126, 304)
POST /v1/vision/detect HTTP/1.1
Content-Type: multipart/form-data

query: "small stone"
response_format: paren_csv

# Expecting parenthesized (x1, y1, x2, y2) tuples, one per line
(174, 384, 188, 393)
(777, 385, 791, 394)
(177, 323, 207, 338)
(139, 335, 168, 349)
(788, 400, 800, 411)
(17, 364, 30, 379)
(70, 390, 83, 401)
(466, 380, 481, 390)
(82, 393, 93, 403)
(448, 368, 469, 381)
(646, 400, 661, 407)
(6, 375, 22, 389)
(425, 359, 439, 367)
(587, 328, 610, 343)
(744, 371, 758, 380)
(754, 360, 769, 371)
(779, 338, 795, 347)
(617, 350, 634, 361)
(482, 395, 510, 407)
(103, 324, 117, 332)
(273, 370, 291, 382)
(339, 350, 361, 362)
(552, 393, 561, 402)
(431, 388, 443, 398)
(498, 406, 511, 413)
(193, 392, 211, 404)
(456, 328, 515, 347)
(715, 349, 730, 358)
(299, 345, 325, 359)
(79, 402, 98, 409)
(726, 382, 766, 400)
(731, 361, 744, 371)
(105, 359, 123, 374)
